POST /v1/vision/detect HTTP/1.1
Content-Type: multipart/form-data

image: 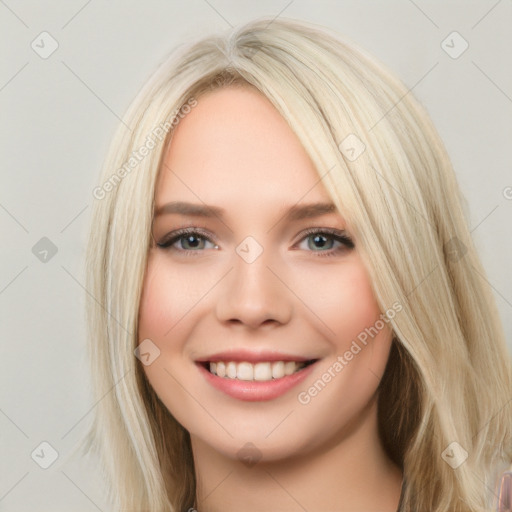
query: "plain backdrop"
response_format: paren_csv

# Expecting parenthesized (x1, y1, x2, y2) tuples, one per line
(1, 1, 511, 510)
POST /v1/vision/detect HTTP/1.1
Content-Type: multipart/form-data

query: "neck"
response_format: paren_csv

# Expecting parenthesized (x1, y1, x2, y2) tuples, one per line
(191, 396, 403, 512)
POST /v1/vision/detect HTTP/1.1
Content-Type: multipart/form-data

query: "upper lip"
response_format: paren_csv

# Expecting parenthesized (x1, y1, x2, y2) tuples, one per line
(195, 350, 318, 364)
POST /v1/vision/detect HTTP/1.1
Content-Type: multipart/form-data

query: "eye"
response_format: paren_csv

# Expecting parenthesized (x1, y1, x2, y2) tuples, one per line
(155, 227, 354, 257)
(156, 228, 218, 252)
(296, 228, 354, 256)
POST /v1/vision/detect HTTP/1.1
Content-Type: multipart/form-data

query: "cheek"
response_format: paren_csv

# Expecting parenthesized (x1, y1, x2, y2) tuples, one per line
(137, 255, 190, 396)
(313, 258, 385, 342)
(137, 255, 204, 427)
(320, 258, 393, 379)
(137, 258, 172, 394)
(138, 253, 203, 340)
(138, 257, 173, 340)
(137, 253, 219, 372)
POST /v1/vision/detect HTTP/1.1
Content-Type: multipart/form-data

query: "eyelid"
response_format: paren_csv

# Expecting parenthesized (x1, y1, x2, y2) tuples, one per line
(293, 227, 354, 248)
(155, 226, 354, 253)
(155, 226, 217, 249)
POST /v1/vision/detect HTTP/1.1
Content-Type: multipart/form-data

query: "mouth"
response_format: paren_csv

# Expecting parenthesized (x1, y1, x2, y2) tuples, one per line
(198, 359, 318, 382)
(196, 357, 320, 401)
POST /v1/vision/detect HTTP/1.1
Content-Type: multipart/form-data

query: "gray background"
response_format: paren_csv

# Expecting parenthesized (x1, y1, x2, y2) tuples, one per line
(1, 1, 511, 510)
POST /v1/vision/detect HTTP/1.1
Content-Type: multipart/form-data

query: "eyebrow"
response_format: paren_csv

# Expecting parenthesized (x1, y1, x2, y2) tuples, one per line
(153, 201, 338, 221)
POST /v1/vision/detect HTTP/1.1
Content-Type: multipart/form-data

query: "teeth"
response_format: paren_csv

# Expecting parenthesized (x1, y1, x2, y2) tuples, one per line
(207, 361, 308, 381)
(226, 362, 237, 379)
(272, 361, 284, 379)
(254, 362, 272, 381)
(284, 361, 297, 376)
(216, 361, 226, 377)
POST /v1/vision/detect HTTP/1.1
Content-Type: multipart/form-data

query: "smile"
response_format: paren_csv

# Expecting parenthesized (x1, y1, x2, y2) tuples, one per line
(206, 360, 314, 381)
(196, 359, 319, 401)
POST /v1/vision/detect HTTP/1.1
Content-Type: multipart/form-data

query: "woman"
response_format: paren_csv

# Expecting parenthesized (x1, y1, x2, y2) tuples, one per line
(83, 17, 512, 511)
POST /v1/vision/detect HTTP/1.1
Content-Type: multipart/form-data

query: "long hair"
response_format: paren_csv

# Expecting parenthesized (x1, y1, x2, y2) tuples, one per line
(81, 16, 512, 511)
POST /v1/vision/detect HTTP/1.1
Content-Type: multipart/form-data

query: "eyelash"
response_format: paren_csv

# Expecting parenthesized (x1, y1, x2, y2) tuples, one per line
(156, 227, 354, 257)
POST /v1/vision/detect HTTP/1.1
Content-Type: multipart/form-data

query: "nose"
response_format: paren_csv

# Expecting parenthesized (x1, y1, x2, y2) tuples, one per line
(215, 247, 293, 330)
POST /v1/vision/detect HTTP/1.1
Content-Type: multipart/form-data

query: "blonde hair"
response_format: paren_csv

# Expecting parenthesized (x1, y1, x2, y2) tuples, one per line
(81, 16, 512, 511)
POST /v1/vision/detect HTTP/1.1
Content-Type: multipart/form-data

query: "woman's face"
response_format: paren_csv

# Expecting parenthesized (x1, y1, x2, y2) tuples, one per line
(138, 85, 394, 462)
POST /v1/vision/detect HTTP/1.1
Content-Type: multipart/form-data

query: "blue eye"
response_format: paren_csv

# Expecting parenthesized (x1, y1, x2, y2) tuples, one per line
(156, 227, 354, 257)
(297, 228, 354, 256)
(307, 233, 335, 250)
(156, 228, 217, 252)
(175, 234, 211, 251)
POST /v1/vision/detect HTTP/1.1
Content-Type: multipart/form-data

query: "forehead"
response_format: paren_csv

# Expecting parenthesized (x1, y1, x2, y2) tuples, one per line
(156, 86, 332, 207)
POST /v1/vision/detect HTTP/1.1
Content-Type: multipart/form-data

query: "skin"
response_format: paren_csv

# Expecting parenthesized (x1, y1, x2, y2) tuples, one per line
(138, 85, 403, 511)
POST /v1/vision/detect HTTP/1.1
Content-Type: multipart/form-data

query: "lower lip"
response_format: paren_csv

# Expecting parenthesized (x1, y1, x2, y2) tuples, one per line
(196, 362, 317, 401)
